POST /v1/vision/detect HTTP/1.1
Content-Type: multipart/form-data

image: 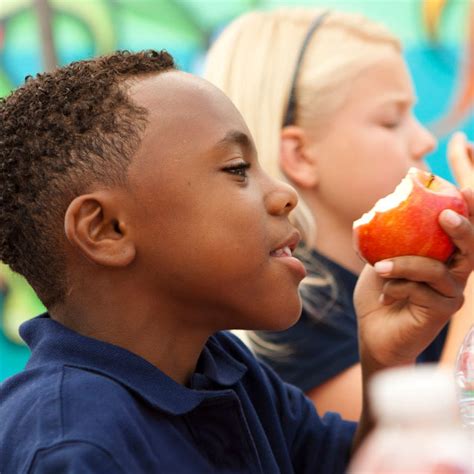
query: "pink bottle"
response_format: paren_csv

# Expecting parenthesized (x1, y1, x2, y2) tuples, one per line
(348, 365, 473, 473)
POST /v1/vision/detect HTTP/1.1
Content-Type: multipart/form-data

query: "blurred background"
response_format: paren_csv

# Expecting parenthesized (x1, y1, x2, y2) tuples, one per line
(0, 0, 473, 381)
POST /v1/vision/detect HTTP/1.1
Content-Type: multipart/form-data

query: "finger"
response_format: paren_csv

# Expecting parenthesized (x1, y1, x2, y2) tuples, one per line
(374, 256, 460, 297)
(381, 279, 464, 321)
(439, 192, 474, 271)
(448, 132, 469, 171)
(354, 265, 387, 318)
(447, 132, 474, 189)
(439, 210, 473, 249)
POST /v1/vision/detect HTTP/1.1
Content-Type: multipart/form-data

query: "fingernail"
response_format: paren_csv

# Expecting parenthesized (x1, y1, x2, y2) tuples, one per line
(443, 209, 462, 228)
(378, 293, 385, 305)
(374, 260, 393, 274)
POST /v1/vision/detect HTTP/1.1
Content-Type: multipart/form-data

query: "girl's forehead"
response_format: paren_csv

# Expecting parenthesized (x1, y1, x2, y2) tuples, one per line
(345, 57, 414, 104)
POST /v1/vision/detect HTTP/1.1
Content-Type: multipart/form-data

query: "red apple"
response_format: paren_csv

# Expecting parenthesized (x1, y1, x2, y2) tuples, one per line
(353, 167, 469, 265)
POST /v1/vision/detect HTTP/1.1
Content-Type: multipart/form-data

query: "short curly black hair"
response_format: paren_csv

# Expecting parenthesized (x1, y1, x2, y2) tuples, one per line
(0, 50, 175, 307)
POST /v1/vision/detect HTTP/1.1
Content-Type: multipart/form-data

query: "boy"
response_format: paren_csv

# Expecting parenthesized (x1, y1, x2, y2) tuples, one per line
(0, 50, 472, 473)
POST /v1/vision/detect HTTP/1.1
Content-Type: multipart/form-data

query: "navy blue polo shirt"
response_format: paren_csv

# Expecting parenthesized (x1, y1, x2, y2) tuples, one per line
(0, 315, 356, 473)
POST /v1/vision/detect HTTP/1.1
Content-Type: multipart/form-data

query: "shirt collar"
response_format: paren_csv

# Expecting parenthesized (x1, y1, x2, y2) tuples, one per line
(20, 314, 247, 415)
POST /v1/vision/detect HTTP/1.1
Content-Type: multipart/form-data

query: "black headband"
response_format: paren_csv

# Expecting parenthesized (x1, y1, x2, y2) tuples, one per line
(282, 11, 330, 127)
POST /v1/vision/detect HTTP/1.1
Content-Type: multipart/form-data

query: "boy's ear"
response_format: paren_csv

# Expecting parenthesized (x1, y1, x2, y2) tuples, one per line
(280, 126, 319, 189)
(64, 192, 136, 267)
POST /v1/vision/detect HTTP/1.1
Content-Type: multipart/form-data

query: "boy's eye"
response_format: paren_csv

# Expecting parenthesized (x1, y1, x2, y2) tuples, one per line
(223, 162, 250, 180)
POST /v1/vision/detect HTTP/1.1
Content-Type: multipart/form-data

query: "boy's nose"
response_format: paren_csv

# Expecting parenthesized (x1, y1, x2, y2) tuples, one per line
(266, 180, 298, 216)
(412, 120, 437, 162)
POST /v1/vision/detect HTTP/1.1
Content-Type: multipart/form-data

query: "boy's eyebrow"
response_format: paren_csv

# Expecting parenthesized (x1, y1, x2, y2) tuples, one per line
(214, 130, 253, 152)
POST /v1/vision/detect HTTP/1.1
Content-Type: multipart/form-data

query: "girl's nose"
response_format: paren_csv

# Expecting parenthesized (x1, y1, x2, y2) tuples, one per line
(265, 179, 299, 216)
(412, 119, 437, 161)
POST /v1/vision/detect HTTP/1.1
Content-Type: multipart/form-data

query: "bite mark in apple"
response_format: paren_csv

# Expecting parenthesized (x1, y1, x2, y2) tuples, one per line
(353, 168, 469, 265)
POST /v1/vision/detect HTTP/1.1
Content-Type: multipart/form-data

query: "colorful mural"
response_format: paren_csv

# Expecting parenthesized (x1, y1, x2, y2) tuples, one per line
(0, 0, 473, 380)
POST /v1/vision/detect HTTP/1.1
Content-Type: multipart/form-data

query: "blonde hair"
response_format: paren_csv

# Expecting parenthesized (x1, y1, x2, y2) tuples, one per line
(205, 7, 401, 244)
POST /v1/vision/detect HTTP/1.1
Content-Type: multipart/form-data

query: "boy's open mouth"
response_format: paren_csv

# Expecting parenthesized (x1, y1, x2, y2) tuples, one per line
(270, 246, 292, 257)
(269, 230, 307, 279)
(270, 231, 300, 257)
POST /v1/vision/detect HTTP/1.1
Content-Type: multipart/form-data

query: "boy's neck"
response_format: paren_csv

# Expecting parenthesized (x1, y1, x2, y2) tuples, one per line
(51, 285, 212, 386)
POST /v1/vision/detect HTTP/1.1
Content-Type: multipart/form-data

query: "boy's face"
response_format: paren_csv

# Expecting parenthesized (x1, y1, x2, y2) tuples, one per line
(124, 72, 306, 331)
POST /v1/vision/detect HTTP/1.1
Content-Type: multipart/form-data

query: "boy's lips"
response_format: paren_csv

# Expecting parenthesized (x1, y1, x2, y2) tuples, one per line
(270, 230, 307, 279)
(270, 230, 300, 256)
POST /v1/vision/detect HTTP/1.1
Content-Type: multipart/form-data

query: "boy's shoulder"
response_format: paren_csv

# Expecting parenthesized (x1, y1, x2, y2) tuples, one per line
(0, 363, 136, 473)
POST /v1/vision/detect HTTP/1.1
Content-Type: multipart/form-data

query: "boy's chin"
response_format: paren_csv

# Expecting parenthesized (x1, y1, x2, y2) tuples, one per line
(266, 314, 301, 332)
(250, 302, 303, 332)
